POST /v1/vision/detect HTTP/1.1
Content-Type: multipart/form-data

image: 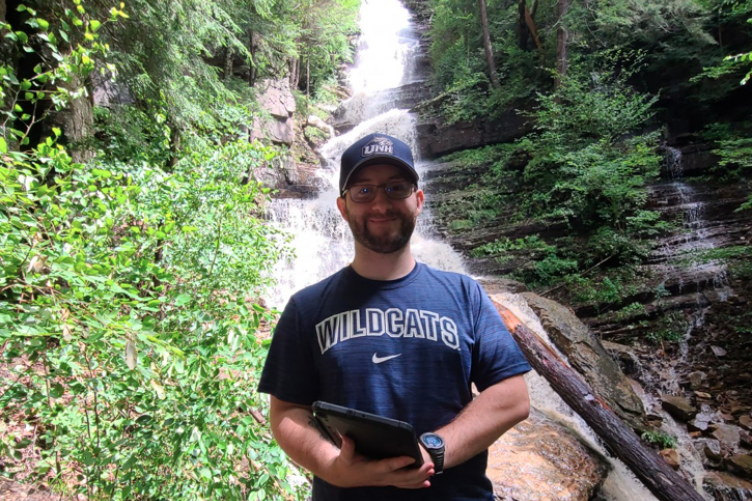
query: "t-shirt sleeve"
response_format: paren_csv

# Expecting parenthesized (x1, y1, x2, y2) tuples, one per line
(257, 298, 319, 405)
(470, 284, 532, 392)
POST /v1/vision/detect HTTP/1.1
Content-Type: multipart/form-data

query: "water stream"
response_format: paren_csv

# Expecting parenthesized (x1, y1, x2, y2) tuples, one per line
(263, 1, 686, 499)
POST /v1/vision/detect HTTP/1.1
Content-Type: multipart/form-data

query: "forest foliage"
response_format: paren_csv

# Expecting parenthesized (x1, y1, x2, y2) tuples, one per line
(1, 0, 752, 497)
(0, 0, 358, 499)
(427, 0, 752, 295)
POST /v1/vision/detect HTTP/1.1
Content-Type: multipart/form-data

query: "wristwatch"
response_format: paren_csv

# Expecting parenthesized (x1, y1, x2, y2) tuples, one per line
(419, 432, 445, 475)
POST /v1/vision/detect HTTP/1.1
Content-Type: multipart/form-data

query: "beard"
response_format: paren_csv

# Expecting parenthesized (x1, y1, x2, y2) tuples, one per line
(345, 208, 417, 254)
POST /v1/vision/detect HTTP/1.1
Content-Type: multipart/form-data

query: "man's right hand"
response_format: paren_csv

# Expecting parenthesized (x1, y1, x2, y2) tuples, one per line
(324, 436, 435, 489)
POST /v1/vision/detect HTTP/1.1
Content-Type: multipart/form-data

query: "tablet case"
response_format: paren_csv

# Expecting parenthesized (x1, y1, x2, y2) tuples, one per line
(312, 401, 424, 467)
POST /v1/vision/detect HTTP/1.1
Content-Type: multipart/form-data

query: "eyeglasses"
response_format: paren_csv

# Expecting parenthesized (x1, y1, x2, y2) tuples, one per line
(343, 182, 416, 203)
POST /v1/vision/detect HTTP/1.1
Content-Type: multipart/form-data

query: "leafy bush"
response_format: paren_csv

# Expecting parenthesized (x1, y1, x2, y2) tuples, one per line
(470, 235, 554, 258)
(641, 430, 677, 449)
(0, 6, 301, 501)
(647, 312, 688, 344)
(518, 67, 661, 229)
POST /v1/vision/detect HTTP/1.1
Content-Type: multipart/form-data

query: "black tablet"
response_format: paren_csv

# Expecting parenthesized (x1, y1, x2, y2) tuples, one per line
(312, 401, 424, 467)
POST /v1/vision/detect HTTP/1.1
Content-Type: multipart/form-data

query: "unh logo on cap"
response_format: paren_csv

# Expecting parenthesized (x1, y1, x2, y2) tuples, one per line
(362, 136, 394, 157)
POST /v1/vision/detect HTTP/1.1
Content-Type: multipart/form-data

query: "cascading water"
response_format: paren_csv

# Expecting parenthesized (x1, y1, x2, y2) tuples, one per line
(264, 1, 683, 499)
(266, 0, 464, 311)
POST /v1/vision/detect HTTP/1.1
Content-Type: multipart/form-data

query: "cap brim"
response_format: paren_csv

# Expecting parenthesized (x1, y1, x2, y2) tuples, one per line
(341, 156, 419, 193)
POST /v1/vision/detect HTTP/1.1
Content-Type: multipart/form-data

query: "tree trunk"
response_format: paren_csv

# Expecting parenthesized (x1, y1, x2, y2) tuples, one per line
(289, 57, 299, 90)
(223, 47, 233, 83)
(478, 0, 500, 89)
(53, 74, 94, 163)
(249, 31, 257, 87)
(524, 6, 543, 51)
(0, 0, 6, 23)
(492, 300, 707, 501)
(518, 0, 529, 50)
(555, 0, 569, 89)
(306, 45, 310, 99)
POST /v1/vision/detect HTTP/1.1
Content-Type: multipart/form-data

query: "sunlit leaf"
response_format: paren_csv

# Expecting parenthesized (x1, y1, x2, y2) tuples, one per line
(125, 340, 138, 369)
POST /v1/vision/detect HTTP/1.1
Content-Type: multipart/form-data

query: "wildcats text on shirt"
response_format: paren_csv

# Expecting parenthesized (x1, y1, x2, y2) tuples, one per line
(315, 308, 460, 354)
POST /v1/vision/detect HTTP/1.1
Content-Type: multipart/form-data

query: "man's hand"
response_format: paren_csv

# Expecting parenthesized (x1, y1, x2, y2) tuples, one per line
(324, 436, 434, 489)
(269, 397, 434, 489)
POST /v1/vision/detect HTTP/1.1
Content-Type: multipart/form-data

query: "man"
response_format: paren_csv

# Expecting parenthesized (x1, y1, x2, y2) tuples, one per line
(258, 133, 531, 500)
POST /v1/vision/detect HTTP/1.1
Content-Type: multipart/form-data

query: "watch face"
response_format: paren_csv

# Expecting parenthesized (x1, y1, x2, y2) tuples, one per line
(423, 434, 443, 448)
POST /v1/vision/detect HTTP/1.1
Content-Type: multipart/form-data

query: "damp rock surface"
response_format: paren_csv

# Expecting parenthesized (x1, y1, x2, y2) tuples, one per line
(488, 410, 609, 501)
(521, 293, 646, 429)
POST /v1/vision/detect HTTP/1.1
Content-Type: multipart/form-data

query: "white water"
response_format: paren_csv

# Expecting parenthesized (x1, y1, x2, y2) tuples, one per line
(264, 1, 678, 499)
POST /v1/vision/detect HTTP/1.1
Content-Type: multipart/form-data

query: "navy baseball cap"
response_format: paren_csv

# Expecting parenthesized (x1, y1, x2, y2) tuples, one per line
(339, 133, 419, 194)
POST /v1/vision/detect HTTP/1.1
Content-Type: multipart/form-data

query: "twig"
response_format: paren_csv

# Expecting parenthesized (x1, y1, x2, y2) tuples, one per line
(249, 408, 266, 426)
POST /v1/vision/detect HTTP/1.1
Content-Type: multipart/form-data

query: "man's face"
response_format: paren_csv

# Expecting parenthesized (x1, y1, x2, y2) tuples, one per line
(336, 164, 424, 254)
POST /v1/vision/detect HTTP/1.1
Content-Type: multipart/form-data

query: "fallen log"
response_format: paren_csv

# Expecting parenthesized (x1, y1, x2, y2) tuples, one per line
(492, 300, 706, 501)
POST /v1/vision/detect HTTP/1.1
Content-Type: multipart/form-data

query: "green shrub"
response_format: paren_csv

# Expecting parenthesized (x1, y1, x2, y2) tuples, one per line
(0, 7, 301, 501)
(471, 235, 554, 258)
(641, 430, 677, 449)
(647, 312, 688, 344)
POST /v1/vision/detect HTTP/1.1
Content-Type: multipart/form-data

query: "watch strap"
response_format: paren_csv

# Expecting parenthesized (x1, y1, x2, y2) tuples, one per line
(430, 446, 445, 474)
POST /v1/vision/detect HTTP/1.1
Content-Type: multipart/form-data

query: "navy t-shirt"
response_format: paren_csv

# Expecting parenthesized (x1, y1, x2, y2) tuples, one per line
(258, 262, 531, 501)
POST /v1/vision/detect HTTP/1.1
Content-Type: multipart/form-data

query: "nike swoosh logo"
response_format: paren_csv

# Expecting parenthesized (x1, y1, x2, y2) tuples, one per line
(372, 353, 402, 364)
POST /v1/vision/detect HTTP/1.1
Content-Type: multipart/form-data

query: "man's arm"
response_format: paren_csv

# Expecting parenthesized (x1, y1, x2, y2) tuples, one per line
(269, 396, 435, 488)
(435, 374, 529, 469)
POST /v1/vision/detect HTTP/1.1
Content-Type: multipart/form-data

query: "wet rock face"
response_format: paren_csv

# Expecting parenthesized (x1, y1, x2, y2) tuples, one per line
(728, 454, 752, 479)
(521, 293, 646, 429)
(703, 471, 752, 501)
(332, 82, 436, 134)
(488, 409, 609, 501)
(416, 108, 532, 159)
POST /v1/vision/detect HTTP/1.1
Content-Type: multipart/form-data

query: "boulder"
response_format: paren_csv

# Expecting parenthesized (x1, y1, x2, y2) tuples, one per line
(739, 416, 752, 431)
(252, 78, 297, 145)
(699, 438, 723, 461)
(689, 403, 722, 432)
(521, 293, 646, 429)
(727, 455, 752, 480)
(254, 153, 328, 198)
(688, 371, 707, 390)
(703, 472, 752, 501)
(256, 78, 296, 118)
(488, 409, 609, 501)
(741, 430, 752, 449)
(660, 448, 681, 469)
(661, 395, 698, 422)
(711, 424, 742, 451)
(601, 341, 642, 376)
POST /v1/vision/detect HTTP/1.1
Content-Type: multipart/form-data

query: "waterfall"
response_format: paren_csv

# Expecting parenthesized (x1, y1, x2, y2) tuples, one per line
(264, 1, 674, 499)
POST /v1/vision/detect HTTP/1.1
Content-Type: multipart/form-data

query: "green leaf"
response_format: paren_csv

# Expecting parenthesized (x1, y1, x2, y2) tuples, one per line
(37, 18, 49, 31)
(90, 20, 101, 32)
(50, 383, 64, 398)
(92, 168, 112, 179)
(175, 294, 192, 306)
(125, 340, 138, 369)
(15, 31, 28, 44)
(0, 137, 6, 154)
